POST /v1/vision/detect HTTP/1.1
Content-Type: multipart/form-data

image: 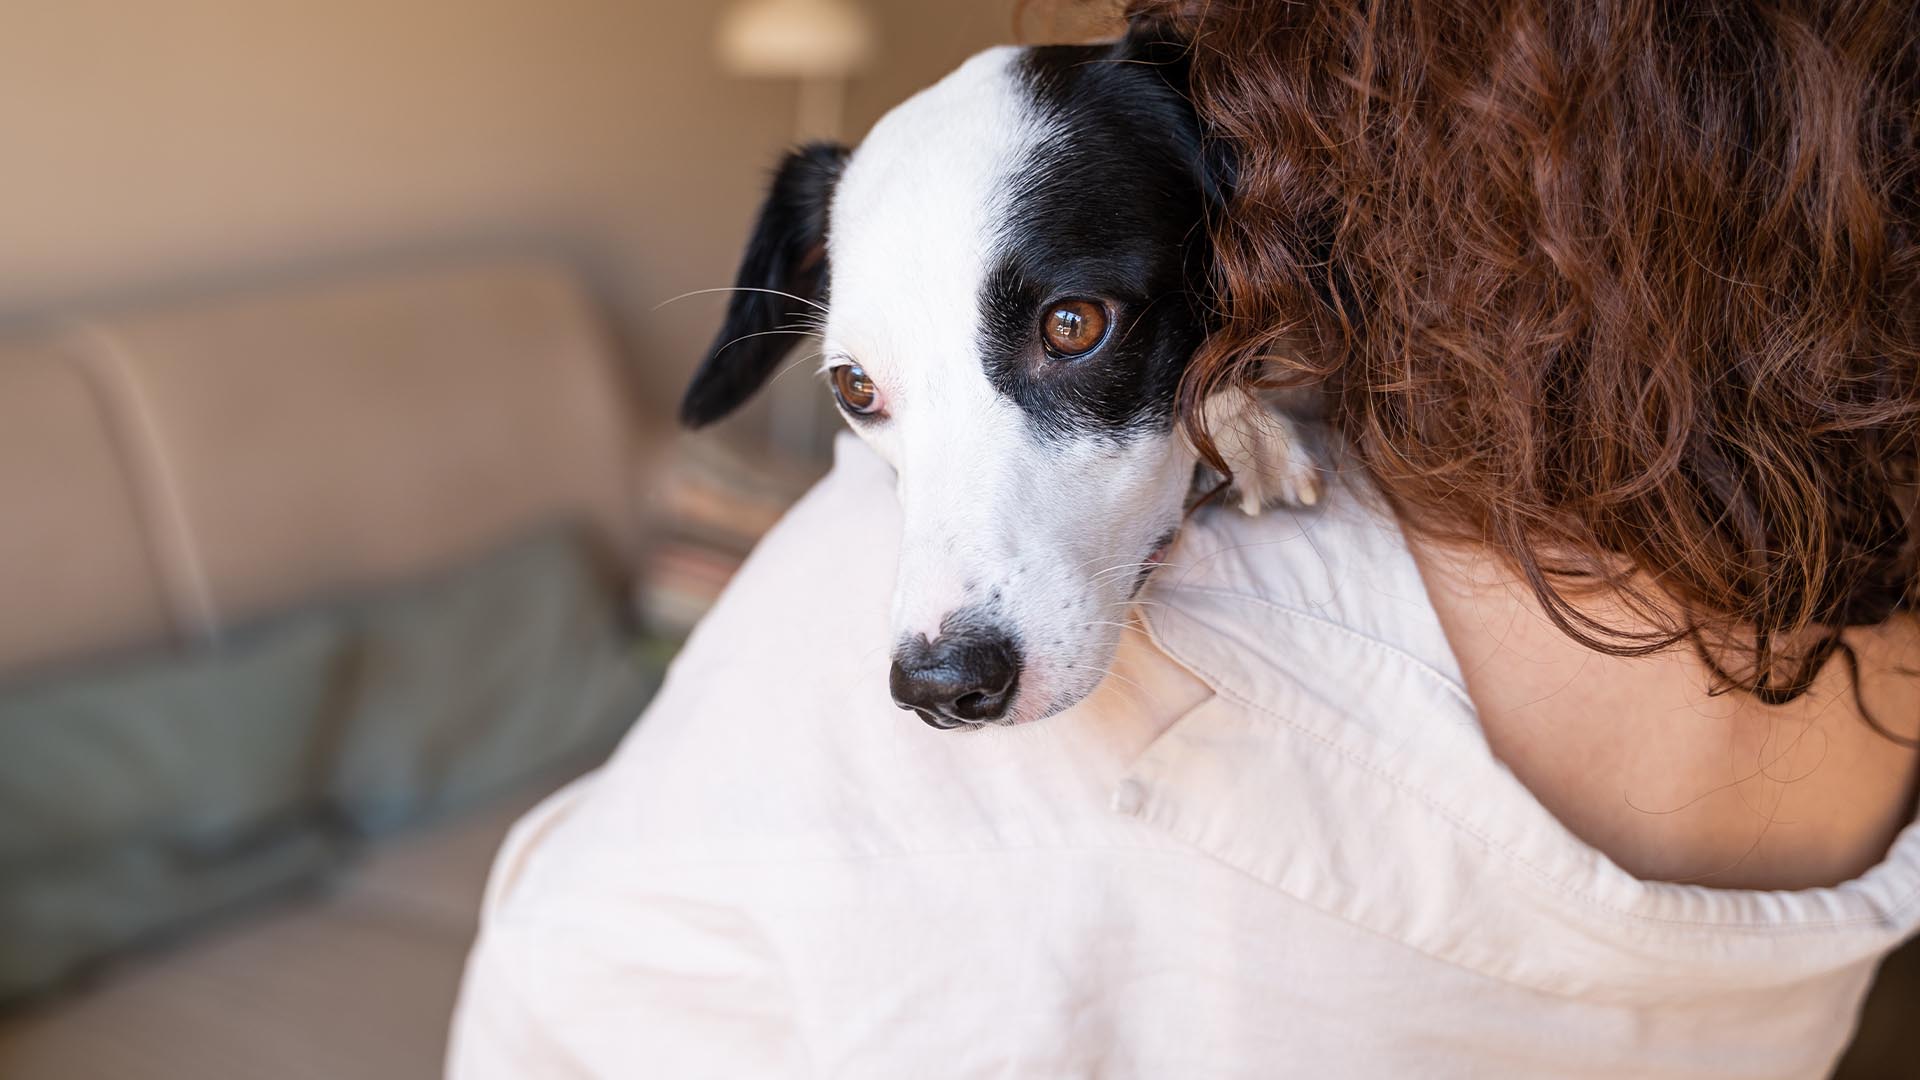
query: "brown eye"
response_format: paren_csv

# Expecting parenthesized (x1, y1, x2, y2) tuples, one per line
(1041, 299, 1109, 357)
(830, 363, 881, 415)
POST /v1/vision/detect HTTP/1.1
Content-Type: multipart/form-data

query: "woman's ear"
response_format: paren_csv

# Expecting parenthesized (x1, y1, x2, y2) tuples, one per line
(679, 141, 849, 429)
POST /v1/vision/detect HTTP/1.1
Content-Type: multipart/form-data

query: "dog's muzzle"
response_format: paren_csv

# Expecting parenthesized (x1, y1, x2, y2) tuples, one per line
(889, 624, 1021, 729)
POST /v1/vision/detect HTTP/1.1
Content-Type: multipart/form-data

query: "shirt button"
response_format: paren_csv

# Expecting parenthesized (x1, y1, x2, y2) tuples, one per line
(1111, 778, 1146, 815)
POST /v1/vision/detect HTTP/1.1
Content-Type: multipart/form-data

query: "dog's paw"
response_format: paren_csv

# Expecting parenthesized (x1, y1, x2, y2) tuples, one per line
(1194, 388, 1325, 514)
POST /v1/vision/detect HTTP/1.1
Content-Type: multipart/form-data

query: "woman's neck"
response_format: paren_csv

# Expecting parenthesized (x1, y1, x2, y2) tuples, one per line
(1412, 540, 1920, 891)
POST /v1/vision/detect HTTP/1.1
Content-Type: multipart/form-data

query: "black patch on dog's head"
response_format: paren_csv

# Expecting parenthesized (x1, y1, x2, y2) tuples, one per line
(979, 28, 1222, 440)
(681, 142, 848, 429)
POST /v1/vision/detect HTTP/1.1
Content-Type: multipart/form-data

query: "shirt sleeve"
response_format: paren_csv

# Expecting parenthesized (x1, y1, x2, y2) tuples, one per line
(445, 785, 806, 1080)
(447, 435, 902, 1078)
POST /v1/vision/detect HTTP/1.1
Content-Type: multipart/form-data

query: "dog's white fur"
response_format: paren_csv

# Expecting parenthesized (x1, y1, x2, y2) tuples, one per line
(823, 49, 1319, 724)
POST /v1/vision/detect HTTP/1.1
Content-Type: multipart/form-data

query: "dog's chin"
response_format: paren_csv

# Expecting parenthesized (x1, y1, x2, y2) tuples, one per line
(900, 548, 1172, 732)
(980, 648, 1120, 729)
(1004, 594, 1156, 726)
(911, 663, 1110, 732)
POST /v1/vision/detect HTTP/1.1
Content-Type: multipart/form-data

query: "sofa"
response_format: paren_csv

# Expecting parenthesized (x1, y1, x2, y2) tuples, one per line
(0, 259, 663, 1077)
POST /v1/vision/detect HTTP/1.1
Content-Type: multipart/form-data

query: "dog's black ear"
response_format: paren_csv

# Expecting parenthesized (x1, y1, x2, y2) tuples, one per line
(680, 141, 849, 429)
(1117, 15, 1236, 209)
(1120, 12, 1189, 63)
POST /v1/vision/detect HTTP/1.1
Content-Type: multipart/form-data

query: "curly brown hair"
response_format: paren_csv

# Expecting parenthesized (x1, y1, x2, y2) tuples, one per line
(1106, 1, 1920, 733)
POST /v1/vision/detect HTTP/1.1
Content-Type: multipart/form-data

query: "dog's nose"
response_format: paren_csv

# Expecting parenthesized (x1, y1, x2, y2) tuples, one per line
(889, 627, 1021, 728)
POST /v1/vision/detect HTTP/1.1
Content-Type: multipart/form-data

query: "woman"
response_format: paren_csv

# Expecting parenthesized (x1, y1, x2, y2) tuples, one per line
(449, 3, 1919, 1075)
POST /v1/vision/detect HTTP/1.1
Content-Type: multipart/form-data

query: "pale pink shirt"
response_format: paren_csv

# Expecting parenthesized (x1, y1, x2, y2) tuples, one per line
(448, 435, 1920, 1079)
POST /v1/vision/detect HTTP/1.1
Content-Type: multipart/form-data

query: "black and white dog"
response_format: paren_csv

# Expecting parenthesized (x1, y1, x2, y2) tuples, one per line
(682, 25, 1320, 730)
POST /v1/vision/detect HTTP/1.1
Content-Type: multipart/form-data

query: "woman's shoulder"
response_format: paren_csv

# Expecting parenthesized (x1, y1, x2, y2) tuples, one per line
(1418, 536, 1920, 892)
(1160, 462, 1919, 894)
(1137, 471, 1920, 986)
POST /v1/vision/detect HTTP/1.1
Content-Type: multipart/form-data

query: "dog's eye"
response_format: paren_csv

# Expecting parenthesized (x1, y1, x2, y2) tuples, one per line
(1041, 299, 1109, 358)
(829, 363, 881, 415)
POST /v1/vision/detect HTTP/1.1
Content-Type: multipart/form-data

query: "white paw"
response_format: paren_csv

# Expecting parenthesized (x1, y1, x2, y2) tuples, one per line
(1193, 388, 1325, 514)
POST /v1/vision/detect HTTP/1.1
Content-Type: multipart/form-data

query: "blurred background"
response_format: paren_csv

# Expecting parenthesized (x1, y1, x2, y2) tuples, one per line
(0, 2, 1909, 1077)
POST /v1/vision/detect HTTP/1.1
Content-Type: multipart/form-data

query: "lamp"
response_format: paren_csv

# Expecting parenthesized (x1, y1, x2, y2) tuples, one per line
(717, 0, 876, 142)
(715, 0, 876, 458)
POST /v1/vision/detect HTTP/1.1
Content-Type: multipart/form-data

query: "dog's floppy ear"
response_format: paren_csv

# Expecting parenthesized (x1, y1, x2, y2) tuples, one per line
(680, 141, 849, 429)
(1118, 15, 1235, 210)
(1119, 12, 1188, 64)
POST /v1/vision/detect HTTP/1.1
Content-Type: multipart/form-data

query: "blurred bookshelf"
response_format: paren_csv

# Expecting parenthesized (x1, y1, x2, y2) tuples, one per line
(636, 426, 829, 637)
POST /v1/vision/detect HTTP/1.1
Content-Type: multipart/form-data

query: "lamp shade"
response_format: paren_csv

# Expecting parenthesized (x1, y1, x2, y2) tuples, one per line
(717, 0, 876, 80)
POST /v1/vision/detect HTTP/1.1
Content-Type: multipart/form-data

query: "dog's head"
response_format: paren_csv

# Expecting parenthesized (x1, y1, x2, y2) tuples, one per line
(682, 26, 1227, 729)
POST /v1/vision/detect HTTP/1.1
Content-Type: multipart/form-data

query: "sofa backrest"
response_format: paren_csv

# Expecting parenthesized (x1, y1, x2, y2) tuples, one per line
(0, 259, 644, 677)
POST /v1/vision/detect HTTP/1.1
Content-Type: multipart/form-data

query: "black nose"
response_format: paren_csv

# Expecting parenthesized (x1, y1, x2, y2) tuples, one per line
(889, 626, 1021, 728)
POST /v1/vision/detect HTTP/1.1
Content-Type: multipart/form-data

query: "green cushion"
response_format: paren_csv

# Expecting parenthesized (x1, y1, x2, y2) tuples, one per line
(0, 526, 658, 1003)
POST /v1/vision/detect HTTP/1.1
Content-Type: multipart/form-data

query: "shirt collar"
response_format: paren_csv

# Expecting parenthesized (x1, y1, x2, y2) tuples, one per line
(1128, 477, 1920, 1002)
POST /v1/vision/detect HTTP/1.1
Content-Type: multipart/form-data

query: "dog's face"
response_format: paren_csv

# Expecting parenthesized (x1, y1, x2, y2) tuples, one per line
(683, 32, 1222, 729)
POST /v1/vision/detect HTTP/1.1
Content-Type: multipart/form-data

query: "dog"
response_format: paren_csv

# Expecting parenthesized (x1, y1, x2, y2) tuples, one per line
(680, 22, 1321, 730)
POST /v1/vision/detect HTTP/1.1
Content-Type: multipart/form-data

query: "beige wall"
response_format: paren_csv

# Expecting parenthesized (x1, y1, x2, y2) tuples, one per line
(0, 1, 1102, 415)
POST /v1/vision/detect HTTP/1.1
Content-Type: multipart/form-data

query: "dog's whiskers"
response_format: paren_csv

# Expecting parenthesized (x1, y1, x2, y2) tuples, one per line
(773, 349, 826, 384)
(1054, 661, 1160, 712)
(1090, 561, 1162, 583)
(709, 327, 828, 359)
(653, 285, 829, 314)
(1074, 548, 1155, 572)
